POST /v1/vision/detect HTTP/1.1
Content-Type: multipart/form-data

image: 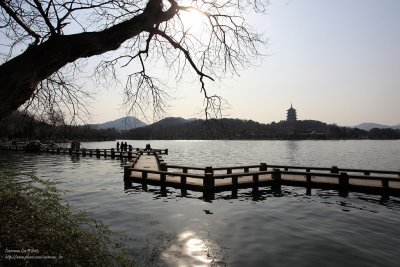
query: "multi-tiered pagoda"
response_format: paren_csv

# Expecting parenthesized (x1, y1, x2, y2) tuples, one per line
(287, 104, 297, 121)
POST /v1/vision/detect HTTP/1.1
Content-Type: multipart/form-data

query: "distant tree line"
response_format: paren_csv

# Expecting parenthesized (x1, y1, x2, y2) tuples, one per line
(0, 112, 117, 141)
(118, 118, 400, 140)
(1, 113, 399, 141)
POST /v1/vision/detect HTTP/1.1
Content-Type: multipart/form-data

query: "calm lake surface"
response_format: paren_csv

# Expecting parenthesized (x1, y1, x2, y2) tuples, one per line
(1, 140, 400, 266)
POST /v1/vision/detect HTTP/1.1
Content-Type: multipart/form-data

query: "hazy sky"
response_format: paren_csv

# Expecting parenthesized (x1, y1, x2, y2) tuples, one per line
(89, 0, 400, 126)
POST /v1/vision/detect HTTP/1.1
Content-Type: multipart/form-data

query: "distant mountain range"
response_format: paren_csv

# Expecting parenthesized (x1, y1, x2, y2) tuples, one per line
(89, 116, 147, 131)
(354, 123, 400, 131)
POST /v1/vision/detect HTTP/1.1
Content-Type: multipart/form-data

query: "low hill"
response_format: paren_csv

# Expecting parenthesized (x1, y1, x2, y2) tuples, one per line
(119, 117, 199, 139)
(119, 118, 372, 140)
(355, 123, 400, 131)
(90, 116, 146, 131)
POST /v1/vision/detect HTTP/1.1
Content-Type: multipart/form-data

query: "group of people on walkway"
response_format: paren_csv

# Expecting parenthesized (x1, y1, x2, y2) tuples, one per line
(70, 140, 81, 151)
(116, 141, 132, 152)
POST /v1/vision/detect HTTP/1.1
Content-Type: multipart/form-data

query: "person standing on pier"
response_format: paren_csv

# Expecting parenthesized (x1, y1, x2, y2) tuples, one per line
(117, 141, 120, 151)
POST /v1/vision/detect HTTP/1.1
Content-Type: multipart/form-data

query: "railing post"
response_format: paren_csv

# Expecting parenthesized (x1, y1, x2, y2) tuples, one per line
(181, 167, 187, 186)
(306, 168, 312, 195)
(306, 168, 311, 183)
(56, 148, 60, 154)
(331, 166, 339, 174)
(69, 148, 72, 155)
(204, 167, 214, 200)
(252, 174, 259, 193)
(244, 167, 249, 173)
(124, 165, 132, 189)
(272, 168, 282, 195)
(82, 148, 86, 157)
(96, 149, 100, 158)
(364, 171, 370, 175)
(160, 172, 167, 196)
(103, 149, 107, 158)
(165, 149, 168, 155)
(89, 150, 93, 157)
(232, 174, 238, 198)
(142, 171, 148, 191)
(111, 148, 115, 158)
(382, 179, 389, 200)
(339, 172, 349, 197)
(124, 165, 129, 180)
(260, 163, 267, 171)
(160, 163, 167, 171)
(179, 167, 187, 196)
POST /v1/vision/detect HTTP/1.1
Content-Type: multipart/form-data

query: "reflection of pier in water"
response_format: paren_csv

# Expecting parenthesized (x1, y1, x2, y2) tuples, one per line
(124, 151, 400, 201)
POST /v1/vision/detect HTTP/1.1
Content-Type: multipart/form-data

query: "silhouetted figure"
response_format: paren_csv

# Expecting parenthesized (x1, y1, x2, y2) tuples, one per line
(116, 141, 120, 151)
(128, 144, 133, 152)
(124, 142, 128, 152)
(145, 143, 151, 151)
(76, 141, 80, 150)
(71, 141, 75, 150)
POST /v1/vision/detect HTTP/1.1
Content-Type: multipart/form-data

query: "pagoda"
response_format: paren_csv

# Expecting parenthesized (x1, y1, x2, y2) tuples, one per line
(287, 104, 297, 121)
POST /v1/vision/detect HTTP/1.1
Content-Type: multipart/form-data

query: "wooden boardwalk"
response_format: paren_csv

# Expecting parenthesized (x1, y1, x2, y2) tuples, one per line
(0, 143, 167, 159)
(125, 154, 400, 200)
(2, 143, 400, 200)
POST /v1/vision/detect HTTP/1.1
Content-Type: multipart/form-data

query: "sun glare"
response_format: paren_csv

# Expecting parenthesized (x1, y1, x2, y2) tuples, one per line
(179, 9, 207, 31)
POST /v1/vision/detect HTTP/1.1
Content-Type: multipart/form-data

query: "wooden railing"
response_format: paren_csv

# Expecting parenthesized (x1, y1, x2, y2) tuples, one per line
(124, 162, 400, 199)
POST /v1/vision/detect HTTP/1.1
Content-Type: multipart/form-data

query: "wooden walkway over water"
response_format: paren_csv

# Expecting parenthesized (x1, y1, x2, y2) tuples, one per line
(2, 143, 400, 200)
(125, 154, 400, 200)
(0, 142, 167, 159)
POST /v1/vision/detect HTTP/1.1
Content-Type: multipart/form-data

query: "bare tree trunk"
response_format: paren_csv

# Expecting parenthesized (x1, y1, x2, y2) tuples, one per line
(0, 5, 160, 120)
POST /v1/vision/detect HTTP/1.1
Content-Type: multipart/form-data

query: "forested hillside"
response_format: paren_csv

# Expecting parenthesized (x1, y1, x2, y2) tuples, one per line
(1, 113, 399, 141)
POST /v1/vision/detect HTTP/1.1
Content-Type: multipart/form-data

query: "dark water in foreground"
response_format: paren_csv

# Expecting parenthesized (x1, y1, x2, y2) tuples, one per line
(1, 140, 400, 266)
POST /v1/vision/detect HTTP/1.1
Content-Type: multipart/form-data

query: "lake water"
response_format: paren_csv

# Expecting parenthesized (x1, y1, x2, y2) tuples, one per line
(1, 140, 400, 266)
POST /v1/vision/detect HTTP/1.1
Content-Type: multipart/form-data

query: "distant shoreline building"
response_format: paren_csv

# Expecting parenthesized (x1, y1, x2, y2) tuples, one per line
(287, 104, 297, 121)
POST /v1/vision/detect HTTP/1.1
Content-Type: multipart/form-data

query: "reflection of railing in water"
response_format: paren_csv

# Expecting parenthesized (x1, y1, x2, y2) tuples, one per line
(124, 154, 400, 201)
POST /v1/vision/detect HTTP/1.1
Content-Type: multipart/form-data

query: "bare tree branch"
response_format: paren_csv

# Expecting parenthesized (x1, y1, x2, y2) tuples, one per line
(0, 0, 268, 123)
(0, 0, 40, 45)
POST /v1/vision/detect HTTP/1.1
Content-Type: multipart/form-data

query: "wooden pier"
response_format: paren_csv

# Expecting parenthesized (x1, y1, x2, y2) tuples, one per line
(2, 143, 400, 200)
(124, 154, 400, 200)
(0, 142, 167, 159)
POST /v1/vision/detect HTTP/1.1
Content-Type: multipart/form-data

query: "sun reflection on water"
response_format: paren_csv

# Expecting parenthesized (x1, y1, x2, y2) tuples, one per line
(161, 231, 222, 267)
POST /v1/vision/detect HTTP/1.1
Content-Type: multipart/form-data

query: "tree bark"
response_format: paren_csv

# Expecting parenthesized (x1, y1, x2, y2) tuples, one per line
(0, 0, 168, 120)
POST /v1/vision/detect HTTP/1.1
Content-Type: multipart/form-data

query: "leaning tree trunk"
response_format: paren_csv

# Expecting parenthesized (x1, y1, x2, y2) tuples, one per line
(0, 0, 170, 120)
